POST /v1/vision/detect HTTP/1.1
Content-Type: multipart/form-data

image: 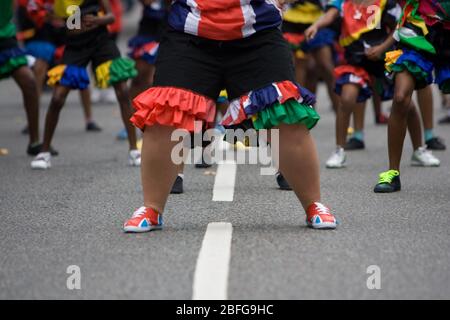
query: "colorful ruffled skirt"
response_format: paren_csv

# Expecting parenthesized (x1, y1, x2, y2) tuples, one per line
(131, 81, 320, 133)
(0, 46, 28, 80)
(385, 48, 434, 90)
(334, 65, 373, 102)
(47, 57, 137, 90)
(25, 40, 57, 65)
(128, 35, 160, 65)
(283, 28, 336, 59)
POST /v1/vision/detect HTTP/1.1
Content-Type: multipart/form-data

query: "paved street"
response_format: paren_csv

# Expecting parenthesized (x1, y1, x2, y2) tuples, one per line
(1, 11, 450, 300)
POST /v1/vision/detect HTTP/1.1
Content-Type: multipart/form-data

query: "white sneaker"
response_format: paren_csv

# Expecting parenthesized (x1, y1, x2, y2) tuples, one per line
(411, 146, 440, 167)
(31, 152, 51, 170)
(103, 88, 116, 104)
(90, 88, 101, 104)
(326, 147, 346, 168)
(128, 149, 141, 167)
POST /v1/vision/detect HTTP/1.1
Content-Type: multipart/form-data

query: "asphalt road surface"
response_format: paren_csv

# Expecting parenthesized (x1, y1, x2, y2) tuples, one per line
(1, 11, 450, 300)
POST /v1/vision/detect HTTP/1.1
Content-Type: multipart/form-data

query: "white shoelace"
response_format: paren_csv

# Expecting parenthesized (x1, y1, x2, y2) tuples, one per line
(132, 206, 147, 218)
(314, 202, 330, 215)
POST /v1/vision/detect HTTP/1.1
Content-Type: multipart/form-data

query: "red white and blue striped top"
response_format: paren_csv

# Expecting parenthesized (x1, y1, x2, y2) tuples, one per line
(168, 0, 283, 40)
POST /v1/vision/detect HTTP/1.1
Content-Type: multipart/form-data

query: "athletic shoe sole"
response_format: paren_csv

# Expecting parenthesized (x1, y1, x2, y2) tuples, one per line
(326, 163, 346, 169)
(373, 187, 400, 193)
(306, 221, 337, 229)
(411, 160, 440, 167)
(31, 162, 50, 170)
(123, 225, 163, 233)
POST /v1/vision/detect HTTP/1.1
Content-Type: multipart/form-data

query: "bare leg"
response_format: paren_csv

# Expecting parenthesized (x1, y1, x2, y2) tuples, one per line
(42, 85, 71, 151)
(277, 123, 321, 210)
(12, 66, 40, 144)
(304, 57, 319, 93)
(388, 71, 416, 170)
(112, 81, 138, 150)
(141, 125, 180, 213)
(79, 88, 93, 123)
(130, 59, 155, 99)
(337, 84, 363, 146)
(352, 99, 366, 132)
(294, 55, 308, 87)
(312, 46, 339, 112)
(417, 85, 434, 141)
(372, 90, 382, 120)
(406, 102, 423, 151)
(32, 59, 49, 98)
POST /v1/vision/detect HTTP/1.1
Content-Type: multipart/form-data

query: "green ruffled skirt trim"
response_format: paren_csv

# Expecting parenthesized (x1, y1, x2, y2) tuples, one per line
(390, 61, 430, 89)
(109, 57, 137, 85)
(252, 99, 320, 130)
(0, 56, 28, 79)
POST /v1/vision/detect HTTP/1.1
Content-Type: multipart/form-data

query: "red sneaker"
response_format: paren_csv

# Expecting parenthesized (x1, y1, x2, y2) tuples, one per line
(306, 202, 337, 229)
(123, 207, 163, 233)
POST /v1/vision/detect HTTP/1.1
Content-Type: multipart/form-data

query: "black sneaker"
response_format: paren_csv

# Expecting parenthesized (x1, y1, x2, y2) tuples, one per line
(438, 115, 450, 124)
(170, 176, 184, 194)
(374, 170, 401, 193)
(86, 121, 102, 132)
(27, 143, 59, 156)
(426, 137, 446, 151)
(276, 173, 292, 190)
(344, 137, 365, 150)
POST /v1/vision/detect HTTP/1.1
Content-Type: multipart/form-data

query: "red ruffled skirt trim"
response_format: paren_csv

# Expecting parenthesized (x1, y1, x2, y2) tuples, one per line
(131, 86, 216, 132)
(334, 65, 371, 85)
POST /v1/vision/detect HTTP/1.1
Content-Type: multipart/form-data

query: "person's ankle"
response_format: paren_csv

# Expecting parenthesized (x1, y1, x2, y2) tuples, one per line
(144, 205, 163, 215)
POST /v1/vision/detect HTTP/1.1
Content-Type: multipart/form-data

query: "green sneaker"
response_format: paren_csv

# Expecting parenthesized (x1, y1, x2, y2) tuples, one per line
(374, 170, 401, 193)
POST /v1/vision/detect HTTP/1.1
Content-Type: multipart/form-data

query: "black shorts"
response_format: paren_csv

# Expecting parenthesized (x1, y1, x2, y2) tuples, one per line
(153, 27, 296, 101)
(62, 27, 120, 70)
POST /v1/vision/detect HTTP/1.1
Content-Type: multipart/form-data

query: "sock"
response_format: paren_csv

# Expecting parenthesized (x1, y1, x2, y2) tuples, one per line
(424, 129, 434, 142)
(352, 130, 364, 142)
(178, 173, 184, 179)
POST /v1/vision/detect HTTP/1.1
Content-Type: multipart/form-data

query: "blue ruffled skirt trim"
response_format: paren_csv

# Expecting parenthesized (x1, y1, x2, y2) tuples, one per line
(25, 41, 56, 64)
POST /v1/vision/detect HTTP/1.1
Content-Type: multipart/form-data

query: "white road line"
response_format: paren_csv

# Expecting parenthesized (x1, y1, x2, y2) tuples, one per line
(193, 222, 233, 300)
(212, 160, 237, 201)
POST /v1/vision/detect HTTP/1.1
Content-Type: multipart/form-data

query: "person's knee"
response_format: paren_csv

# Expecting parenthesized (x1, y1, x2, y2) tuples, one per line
(340, 93, 356, 112)
(15, 68, 37, 92)
(393, 90, 412, 109)
(50, 91, 67, 111)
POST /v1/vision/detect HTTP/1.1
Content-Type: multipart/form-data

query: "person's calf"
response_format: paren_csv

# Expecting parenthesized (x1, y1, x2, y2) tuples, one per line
(278, 123, 321, 210)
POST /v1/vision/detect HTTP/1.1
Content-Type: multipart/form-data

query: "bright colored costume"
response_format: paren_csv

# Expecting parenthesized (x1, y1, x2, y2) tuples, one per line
(128, 0, 167, 65)
(131, 0, 319, 134)
(17, 0, 66, 66)
(36, 0, 137, 90)
(328, 0, 401, 102)
(385, 0, 450, 92)
(0, 1, 28, 80)
(283, 0, 339, 58)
